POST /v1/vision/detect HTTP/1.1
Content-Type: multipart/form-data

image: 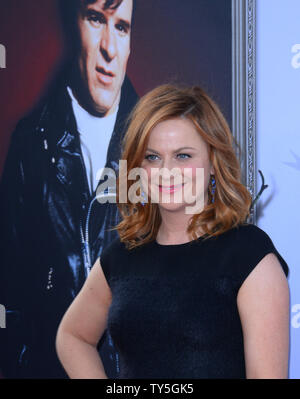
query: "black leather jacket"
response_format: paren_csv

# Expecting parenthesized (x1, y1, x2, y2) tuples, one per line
(0, 76, 138, 378)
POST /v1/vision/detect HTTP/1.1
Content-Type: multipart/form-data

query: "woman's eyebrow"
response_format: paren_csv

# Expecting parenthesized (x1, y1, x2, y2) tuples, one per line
(146, 147, 196, 154)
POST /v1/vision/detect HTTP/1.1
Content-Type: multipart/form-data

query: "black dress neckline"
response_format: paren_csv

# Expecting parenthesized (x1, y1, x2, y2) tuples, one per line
(153, 235, 206, 248)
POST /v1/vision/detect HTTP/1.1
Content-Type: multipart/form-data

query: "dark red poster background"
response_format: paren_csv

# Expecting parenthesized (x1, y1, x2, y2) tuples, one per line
(0, 0, 231, 175)
(0, 1, 63, 173)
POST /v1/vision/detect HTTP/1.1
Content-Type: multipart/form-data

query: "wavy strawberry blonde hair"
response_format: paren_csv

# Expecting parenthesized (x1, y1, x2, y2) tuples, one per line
(111, 84, 252, 249)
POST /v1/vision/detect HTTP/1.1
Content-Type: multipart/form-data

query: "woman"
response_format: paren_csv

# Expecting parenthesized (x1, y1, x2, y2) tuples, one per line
(56, 84, 289, 379)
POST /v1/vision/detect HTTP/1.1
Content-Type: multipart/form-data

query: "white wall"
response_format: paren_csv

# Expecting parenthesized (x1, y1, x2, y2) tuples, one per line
(256, 0, 300, 378)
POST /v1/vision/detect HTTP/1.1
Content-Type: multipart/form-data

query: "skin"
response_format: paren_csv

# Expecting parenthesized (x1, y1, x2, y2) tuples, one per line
(140, 117, 214, 244)
(56, 259, 111, 378)
(237, 253, 290, 378)
(74, 0, 132, 115)
(55, 118, 289, 378)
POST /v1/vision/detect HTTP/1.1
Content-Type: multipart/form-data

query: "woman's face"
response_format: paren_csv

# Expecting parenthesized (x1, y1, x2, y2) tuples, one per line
(140, 117, 214, 215)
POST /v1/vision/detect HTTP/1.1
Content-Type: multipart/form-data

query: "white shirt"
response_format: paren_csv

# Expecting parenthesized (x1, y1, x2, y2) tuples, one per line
(67, 86, 118, 195)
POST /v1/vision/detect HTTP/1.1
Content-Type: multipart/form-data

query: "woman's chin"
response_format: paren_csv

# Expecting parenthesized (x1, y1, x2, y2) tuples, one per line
(157, 201, 189, 213)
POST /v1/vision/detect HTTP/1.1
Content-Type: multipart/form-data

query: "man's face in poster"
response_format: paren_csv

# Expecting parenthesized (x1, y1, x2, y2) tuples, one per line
(77, 0, 132, 115)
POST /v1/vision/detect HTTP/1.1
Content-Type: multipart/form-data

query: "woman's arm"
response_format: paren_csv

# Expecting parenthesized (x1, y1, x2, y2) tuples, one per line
(237, 253, 290, 379)
(56, 258, 112, 379)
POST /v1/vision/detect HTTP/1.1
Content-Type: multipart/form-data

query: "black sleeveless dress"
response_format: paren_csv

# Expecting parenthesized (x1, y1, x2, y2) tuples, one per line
(100, 223, 289, 379)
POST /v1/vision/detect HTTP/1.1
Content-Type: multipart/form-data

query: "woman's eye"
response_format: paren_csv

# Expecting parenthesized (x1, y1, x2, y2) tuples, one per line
(177, 153, 191, 159)
(145, 154, 159, 162)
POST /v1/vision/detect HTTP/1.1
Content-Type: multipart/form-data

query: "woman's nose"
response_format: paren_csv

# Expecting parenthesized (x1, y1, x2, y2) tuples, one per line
(160, 158, 182, 184)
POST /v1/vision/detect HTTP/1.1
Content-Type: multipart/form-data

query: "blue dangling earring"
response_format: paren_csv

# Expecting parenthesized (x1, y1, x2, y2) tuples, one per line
(210, 175, 216, 204)
(141, 189, 147, 206)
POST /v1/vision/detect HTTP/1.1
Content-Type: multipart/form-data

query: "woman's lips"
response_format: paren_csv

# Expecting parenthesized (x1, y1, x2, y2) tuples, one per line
(96, 67, 115, 86)
(158, 183, 184, 193)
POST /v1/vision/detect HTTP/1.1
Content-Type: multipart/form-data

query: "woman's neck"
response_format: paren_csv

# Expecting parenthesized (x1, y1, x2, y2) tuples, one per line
(156, 209, 196, 245)
(156, 192, 210, 244)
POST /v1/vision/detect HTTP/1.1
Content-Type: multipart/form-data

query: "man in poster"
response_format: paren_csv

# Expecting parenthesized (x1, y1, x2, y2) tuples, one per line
(0, 0, 137, 378)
